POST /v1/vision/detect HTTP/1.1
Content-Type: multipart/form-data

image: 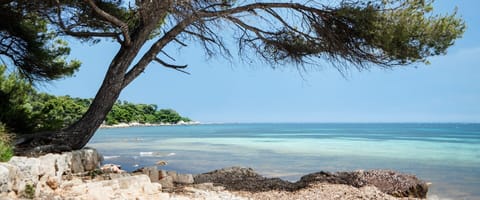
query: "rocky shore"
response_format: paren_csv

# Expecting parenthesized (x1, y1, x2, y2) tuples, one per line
(0, 148, 429, 199)
(99, 121, 201, 129)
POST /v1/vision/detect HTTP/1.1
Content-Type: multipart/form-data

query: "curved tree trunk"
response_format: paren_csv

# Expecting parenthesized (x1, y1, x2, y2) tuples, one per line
(62, 48, 131, 149)
(14, 1, 176, 156)
(15, 40, 147, 155)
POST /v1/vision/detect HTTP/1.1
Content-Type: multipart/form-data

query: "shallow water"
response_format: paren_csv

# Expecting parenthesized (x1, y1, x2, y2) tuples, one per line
(88, 123, 480, 200)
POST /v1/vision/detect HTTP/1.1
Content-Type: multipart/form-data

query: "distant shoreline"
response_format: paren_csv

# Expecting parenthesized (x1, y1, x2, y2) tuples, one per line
(99, 121, 201, 129)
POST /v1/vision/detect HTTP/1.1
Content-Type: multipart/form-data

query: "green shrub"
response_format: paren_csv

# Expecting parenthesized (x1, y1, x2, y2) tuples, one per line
(0, 123, 13, 162)
(24, 184, 35, 199)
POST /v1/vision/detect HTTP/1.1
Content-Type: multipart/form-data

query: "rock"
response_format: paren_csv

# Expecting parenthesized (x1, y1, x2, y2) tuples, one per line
(156, 160, 168, 166)
(68, 148, 102, 174)
(159, 176, 174, 189)
(38, 154, 61, 178)
(64, 175, 162, 199)
(81, 148, 102, 171)
(194, 167, 294, 192)
(142, 166, 159, 182)
(0, 164, 11, 193)
(69, 151, 84, 173)
(1, 148, 102, 198)
(0, 190, 17, 200)
(298, 170, 429, 198)
(108, 172, 130, 180)
(159, 170, 167, 179)
(175, 174, 194, 184)
(101, 164, 124, 173)
(46, 177, 59, 190)
(195, 167, 429, 198)
(193, 183, 225, 191)
(167, 170, 177, 180)
(7, 156, 41, 193)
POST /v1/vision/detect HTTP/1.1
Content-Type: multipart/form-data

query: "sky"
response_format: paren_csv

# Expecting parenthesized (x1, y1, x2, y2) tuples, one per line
(40, 1, 480, 123)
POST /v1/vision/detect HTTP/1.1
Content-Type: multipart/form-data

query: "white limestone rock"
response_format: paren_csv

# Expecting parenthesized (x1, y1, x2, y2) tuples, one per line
(175, 174, 194, 184)
(0, 164, 11, 193)
(7, 156, 41, 193)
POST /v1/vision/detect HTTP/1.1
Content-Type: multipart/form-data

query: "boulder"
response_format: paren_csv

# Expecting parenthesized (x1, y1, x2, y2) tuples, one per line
(0, 164, 11, 193)
(7, 156, 41, 193)
(1, 148, 102, 198)
(159, 176, 174, 189)
(142, 166, 159, 182)
(57, 175, 163, 199)
(167, 170, 177, 181)
(68, 148, 101, 173)
(174, 174, 194, 184)
(69, 150, 84, 173)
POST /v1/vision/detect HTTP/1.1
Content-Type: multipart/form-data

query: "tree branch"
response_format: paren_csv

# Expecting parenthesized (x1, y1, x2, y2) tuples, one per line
(123, 18, 196, 88)
(197, 2, 327, 18)
(160, 50, 176, 61)
(154, 57, 190, 75)
(84, 0, 131, 46)
(183, 30, 216, 43)
(122, 2, 323, 88)
(51, 1, 122, 42)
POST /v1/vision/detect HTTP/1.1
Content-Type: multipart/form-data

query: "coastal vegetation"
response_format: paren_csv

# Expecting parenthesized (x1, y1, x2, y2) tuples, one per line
(0, 123, 13, 162)
(0, 0, 465, 154)
(0, 65, 191, 135)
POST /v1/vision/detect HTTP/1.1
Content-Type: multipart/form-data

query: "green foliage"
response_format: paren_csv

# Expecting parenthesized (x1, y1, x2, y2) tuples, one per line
(0, 141, 13, 162)
(0, 3, 80, 81)
(262, 0, 465, 67)
(364, 0, 465, 64)
(0, 65, 191, 134)
(0, 65, 37, 133)
(31, 94, 89, 131)
(0, 66, 87, 133)
(105, 102, 190, 125)
(24, 184, 35, 199)
(0, 123, 14, 162)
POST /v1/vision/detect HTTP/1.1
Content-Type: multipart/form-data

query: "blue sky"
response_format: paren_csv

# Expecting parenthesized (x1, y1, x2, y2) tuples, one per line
(41, 1, 480, 123)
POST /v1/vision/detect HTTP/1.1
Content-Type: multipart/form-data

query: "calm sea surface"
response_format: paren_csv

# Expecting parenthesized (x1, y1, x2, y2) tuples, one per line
(88, 123, 480, 200)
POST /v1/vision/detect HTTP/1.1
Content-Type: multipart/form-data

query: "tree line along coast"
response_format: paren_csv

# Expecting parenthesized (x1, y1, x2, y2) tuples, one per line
(0, 65, 193, 134)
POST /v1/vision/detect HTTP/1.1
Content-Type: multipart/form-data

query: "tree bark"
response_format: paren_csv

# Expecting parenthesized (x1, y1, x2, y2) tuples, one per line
(61, 48, 130, 149)
(14, 47, 135, 155)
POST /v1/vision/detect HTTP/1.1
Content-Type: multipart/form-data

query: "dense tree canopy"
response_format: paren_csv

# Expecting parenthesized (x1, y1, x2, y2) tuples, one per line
(0, 0, 80, 81)
(0, 65, 191, 135)
(0, 0, 465, 154)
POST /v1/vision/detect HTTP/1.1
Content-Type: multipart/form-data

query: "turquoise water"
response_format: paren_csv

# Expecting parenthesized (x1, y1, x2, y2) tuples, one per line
(88, 123, 480, 200)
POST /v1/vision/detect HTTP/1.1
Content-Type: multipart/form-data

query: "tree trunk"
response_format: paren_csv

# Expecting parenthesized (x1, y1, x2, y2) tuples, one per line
(61, 51, 128, 149)
(14, 2, 173, 155)
(15, 43, 145, 155)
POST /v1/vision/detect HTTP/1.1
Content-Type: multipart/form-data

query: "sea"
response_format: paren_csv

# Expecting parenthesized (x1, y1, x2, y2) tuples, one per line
(87, 123, 480, 200)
